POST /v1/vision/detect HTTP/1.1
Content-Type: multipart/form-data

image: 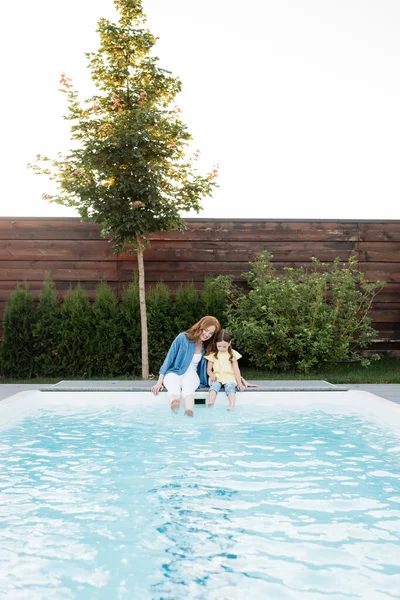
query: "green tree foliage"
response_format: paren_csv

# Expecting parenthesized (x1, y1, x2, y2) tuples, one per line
(172, 282, 203, 334)
(146, 282, 175, 373)
(59, 285, 94, 376)
(33, 275, 62, 377)
(91, 281, 123, 376)
(30, 0, 218, 378)
(227, 252, 383, 372)
(0, 284, 36, 378)
(119, 278, 142, 375)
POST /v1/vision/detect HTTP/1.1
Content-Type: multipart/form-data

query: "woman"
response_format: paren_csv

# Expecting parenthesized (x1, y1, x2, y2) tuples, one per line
(151, 316, 221, 416)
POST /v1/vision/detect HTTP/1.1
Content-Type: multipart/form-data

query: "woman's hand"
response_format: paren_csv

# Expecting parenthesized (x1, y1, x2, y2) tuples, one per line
(241, 377, 259, 389)
(151, 377, 164, 395)
(209, 374, 217, 382)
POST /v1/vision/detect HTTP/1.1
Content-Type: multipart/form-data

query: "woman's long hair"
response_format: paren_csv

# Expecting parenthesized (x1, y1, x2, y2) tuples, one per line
(212, 329, 234, 362)
(185, 316, 221, 351)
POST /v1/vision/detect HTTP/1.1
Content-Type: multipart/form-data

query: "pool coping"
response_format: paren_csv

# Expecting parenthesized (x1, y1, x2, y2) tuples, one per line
(42, 379, 346, 393)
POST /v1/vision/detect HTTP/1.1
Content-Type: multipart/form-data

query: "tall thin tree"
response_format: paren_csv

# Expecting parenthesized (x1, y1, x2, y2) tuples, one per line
(30, 0, 218, 378)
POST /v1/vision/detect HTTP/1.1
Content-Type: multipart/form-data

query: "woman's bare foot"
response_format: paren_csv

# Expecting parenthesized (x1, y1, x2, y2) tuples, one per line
(207, 400, 215, 407)
(170, 399, 180, 413)
(227, 404, 235, 411)
(184, 409, 194, 417)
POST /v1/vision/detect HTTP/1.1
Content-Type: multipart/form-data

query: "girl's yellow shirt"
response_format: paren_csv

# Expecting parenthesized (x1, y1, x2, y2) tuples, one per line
(204, 349, 242, 384)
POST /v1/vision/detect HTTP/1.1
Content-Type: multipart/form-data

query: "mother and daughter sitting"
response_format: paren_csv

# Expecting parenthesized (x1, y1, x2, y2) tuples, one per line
(151, 316, 255, 415)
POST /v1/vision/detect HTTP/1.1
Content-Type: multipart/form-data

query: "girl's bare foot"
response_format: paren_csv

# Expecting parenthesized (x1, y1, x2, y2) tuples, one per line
(170, 399, 180, 413)
(207, 400, 215, 407)
(227, 405, 235, 411)
(184, 409, 194, 417)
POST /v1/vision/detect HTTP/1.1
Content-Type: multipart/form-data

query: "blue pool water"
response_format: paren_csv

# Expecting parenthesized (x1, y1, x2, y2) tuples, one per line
(0, 404, 400, 600)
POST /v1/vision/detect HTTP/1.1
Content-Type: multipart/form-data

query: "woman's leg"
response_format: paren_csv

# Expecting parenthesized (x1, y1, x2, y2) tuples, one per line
(181, 371, 200, 417)
(163, 373, 181, 412)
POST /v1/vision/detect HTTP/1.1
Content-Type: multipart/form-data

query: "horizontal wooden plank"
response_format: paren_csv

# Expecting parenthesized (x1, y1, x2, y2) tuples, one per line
(357, 263, 400, 283)
(371, 329, 400, 341)
(0, 240, 116, 261)
(0, 219, 104, 240)
(369, 342, 400, 351)
(148, 222, 360, 242)
(0, 281, 120, 301)
(373, 284, 400, 302)
(357, 242, 400, 262)
(369, 308, 400, 322)
(120, 242, 357, 263)
(0, 261, 117, 282)
(359, 222, 400, 242)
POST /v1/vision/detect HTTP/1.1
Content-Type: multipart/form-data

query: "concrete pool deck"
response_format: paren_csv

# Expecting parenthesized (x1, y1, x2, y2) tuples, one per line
(0, 380, 399, 404)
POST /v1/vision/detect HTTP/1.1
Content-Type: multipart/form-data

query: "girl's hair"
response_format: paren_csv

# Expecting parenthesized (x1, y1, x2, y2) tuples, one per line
(185, 316, 221, 351)
(213, 329, 234, 362)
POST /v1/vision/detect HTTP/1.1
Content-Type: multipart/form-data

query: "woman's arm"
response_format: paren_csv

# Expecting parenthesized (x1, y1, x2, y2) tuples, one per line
(151, 374, 164, 395)
(151, 334, 183, 395)
(233, 361, 245, 392)
(241, 377, 259, 388)
(159, 333, 183, 375)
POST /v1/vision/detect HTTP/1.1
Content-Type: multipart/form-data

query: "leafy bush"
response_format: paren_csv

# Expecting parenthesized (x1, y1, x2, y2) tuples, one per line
(172, 282, 203, 334)
(227, 252, 383, 372)
(91, 281, 123, 376)
(147, 282, 175, 373)
(33, 275, 62, 377)
(1, 283, 36, 378)
(202, 275, 236, 326)
(58, 284, 94, 376)
(119, 279, 142, 376)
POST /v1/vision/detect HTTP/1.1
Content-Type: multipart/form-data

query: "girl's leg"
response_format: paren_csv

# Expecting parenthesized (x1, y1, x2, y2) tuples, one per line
(227, 392, 236, 411)
(208, 381, 221, 406)
(163, 373, 181, 412)
(181, 371, 200, 417)
(208, 390, 217, 406)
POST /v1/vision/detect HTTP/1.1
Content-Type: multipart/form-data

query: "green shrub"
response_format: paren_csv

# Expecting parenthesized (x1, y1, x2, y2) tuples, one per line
(119, 279, 142, 376)
(202, 275, 236, 326)
(1, 283, 36, 378)
(147, 282, 175, 373)
(91, 281, 123, 376)
(172, 282, 203, 335)
(59, 284, 94, 377)
(33, 275, 62, 377)
(227, 252, 383, 372)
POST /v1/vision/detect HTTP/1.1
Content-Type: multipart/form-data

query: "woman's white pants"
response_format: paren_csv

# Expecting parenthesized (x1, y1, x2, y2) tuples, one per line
(163, 370, 200, 398)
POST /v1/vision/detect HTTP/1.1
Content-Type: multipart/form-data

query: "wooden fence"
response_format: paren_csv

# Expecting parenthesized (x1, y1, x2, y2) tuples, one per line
(0, 217, 399, 354)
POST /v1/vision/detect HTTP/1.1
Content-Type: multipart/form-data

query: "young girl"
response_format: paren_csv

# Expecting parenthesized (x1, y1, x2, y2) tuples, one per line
(205, 329, 245, 411)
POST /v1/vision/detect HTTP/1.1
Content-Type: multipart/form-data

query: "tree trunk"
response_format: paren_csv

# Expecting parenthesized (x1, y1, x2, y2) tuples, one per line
(136, 235, 149, 379)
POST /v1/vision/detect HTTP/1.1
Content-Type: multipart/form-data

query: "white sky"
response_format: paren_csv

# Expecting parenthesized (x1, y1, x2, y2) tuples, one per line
(1, 0, 400, 219)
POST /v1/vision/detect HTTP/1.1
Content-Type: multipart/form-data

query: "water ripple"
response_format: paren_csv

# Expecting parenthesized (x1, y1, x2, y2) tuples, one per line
(0, 405, 399, 599)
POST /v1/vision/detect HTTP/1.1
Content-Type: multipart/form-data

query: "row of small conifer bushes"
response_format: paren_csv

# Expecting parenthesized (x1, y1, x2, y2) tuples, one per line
(0, 253, 383, 378)
(0, 275, 230, 379)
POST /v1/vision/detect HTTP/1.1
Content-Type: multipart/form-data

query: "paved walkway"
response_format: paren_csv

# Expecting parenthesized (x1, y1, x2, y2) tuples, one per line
(0, 381, 399, 404)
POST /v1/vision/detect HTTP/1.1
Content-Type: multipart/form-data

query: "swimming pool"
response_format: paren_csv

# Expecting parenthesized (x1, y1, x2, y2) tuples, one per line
(0, 391, 400, 599)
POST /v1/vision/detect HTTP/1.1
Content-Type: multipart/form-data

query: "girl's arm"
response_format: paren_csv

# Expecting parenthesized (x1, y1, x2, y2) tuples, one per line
(233, 361, 245, 392)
